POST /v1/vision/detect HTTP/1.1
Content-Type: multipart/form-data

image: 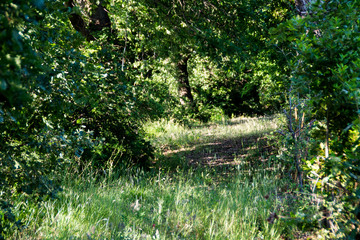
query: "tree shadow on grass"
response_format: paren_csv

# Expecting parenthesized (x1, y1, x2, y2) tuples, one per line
(158, 132, 278, 175)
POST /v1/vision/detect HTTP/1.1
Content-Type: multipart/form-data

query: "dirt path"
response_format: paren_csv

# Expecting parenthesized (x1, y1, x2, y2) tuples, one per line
(162, 128, 276, 170)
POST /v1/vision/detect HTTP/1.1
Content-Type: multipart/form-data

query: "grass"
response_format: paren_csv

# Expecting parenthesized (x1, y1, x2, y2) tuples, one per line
(144, 116, 281, 172)
(15, 169, 286, 239)
(143, 116, 280, 151)
(12, 115, 303, 239)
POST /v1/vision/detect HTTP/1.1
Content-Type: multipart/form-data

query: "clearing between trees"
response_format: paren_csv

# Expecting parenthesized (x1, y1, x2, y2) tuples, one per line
(3, 1, 359, 238)
(12, 116, 318, 239)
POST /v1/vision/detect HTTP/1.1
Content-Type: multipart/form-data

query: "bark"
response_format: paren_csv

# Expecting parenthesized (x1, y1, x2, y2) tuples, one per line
(67, 0, 95, 41)
(89, 4, 111, 32)
(176, 56, 194, 107)
(66, 0, 111, 41)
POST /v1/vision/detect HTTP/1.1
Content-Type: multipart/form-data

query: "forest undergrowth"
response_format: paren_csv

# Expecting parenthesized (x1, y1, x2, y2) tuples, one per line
(11, 116, 319, 239)
(2, 0, 360, 238)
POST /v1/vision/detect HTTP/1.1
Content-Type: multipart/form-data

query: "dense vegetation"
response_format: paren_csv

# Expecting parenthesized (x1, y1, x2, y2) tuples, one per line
(1, 0, 359, 238)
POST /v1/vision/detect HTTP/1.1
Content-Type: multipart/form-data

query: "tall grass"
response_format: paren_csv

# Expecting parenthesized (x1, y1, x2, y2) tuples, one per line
(12, 115, 294, 239)
(143, 116, 280, 150)
(15, 168, 286, 239)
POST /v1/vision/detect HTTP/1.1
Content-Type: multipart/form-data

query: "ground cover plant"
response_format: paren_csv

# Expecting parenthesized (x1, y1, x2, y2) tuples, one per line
(10, 117, 303, 239)
(144, 116, 280, 169)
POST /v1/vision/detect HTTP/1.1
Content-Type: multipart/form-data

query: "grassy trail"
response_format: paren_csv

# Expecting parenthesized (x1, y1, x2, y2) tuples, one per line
(15, 116, 297, 239)
(145, 117, 280, 173)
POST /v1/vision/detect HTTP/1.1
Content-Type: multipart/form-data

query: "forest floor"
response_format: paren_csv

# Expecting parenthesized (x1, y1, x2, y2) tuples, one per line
(164, 130, 274, 169)
(16, 116, 320, 239)
(152, 117, 320, 240)
(147, 116, 280, 174)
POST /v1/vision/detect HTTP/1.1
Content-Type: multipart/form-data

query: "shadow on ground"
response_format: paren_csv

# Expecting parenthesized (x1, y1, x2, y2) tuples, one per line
(188, 116, 277, 129)
(160, 133, 277, 172)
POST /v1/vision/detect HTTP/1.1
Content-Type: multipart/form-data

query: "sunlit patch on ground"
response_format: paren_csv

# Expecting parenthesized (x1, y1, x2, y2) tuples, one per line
(155, 117, 279, 171)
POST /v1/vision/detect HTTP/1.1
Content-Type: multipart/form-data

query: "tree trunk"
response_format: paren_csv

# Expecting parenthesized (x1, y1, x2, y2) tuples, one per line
(177, 56, 195, 107)
(66, 0, 112, 41)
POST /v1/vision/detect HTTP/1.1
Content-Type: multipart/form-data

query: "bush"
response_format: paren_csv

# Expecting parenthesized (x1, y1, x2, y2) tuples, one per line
(0, 1, 155, 237)
(272, 0, 360, 236)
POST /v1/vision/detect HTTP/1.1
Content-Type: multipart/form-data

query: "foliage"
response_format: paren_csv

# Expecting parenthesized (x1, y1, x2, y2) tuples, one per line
(273, 0, 359, 136)
(0, 0, 61, 238)
(108, 0, 294, 118)
(7, 0, 360, 238)
(0, 0, 155, 237)
(272, 0, 360, 236)
(276, 93, 314, 189)
(31, 1, 155, 166)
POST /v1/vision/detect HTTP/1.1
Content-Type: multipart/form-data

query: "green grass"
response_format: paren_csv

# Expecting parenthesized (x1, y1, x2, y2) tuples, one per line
(143, 116, 280, 151)
(12, 115, 299, 239)
(144, 116, 281, 172)
(15, 169, 286, 239)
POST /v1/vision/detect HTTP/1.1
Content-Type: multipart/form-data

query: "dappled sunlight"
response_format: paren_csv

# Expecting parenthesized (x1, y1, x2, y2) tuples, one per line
(29, 169, 285, 240)
(145, 116, 280, 150)
(3, 0, 357, 238)
(170, 135, 275, 168)
(150, 116, 279, 170)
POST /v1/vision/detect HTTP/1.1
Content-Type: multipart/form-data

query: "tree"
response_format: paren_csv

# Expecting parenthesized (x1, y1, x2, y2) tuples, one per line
(66, 0, 112, 41)
(116, 0, 293, 117)
(1, 0, 157, 236)
(273, 0, 360, 235)
(0, 1, 62, 237)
